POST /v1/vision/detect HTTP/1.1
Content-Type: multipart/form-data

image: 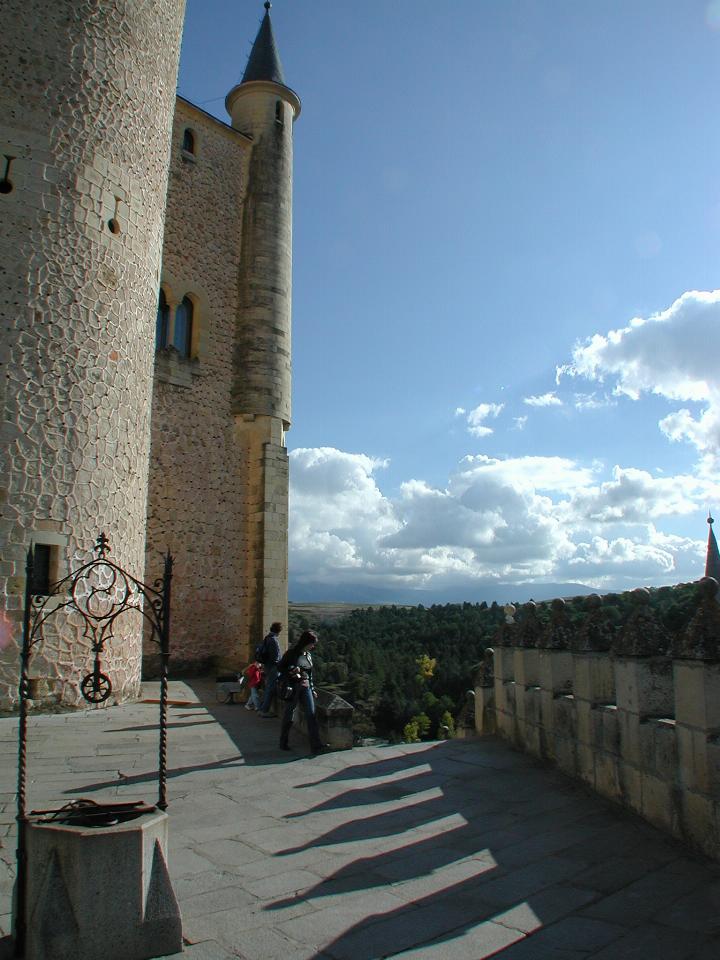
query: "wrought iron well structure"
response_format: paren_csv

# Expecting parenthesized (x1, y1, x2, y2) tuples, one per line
(14, 533, 174, 957)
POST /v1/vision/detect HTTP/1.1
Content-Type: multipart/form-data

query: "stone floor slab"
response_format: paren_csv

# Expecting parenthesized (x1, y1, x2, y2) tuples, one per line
(0, 679, 719, 960)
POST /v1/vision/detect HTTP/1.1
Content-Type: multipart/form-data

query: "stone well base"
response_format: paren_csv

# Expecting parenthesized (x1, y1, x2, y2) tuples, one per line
(24, 809, 182, 960)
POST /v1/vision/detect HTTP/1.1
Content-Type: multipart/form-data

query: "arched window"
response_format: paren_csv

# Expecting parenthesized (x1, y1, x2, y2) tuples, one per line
(156, 288, 169, 349)
(174, 296, 193, 358)
(275, 101, 284, 126)
(182, 128, 195, 154)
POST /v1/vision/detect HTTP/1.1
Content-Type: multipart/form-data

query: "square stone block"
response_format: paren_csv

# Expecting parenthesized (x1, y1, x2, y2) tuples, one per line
(538, 649, 573, 696)
(641, 772, 678, 837)
(575, 698, 593, 746)
(639, 719, 677, 783)
(554, 734, 577, 778)
(494, 647, 514, 682)
(474, 685, 496, 735)
(513, 648, 539, 688)
(680, 789, 719, 859)
(676, 724, 720, 799)
(577, 742, 595, 787)
(673, 661, 720, 730)
(595, 751, 621, 802)
(574, 653, 615, 703)
(24, 810, 182, 960)
(553, 694, 576, 739)
(614, 657, 673, 717)
(592, 704, 620, 756)
(618, 709, 642, 766)
(539, 689, 556, 737)
(523, 686, 542, 726)
(620, 761, 642, 814)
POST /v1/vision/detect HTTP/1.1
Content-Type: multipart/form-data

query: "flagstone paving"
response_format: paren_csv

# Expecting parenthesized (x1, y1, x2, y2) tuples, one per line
(1, 679, 719, 959)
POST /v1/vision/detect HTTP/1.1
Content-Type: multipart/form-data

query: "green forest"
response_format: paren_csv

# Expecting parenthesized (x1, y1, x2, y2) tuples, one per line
(288, 582, 698, 743)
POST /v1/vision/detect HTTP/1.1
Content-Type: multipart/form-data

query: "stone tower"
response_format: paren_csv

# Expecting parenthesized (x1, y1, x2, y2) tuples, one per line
(0, 0, 186, 707)
(227, 2, 301, 647)
(705, 513, 720, 581)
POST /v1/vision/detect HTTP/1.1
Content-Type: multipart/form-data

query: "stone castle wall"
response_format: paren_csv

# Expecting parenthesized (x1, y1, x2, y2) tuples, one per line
(144, 101, 252, 673)
(475, 581, 720, 860)
(0, 0, 185, 709)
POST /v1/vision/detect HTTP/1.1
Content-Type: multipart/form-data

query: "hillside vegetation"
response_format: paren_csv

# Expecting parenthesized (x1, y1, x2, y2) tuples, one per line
(289, 583, 698, 742)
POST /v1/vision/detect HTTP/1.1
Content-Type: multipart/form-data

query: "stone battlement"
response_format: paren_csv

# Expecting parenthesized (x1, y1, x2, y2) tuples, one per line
(474, 578, 720, 860)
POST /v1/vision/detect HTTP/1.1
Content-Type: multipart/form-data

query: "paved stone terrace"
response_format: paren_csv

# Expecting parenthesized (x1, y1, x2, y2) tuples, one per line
(1, 679, 719, 960)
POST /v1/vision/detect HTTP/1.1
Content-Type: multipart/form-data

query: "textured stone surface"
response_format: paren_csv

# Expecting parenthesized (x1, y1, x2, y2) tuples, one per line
(0, 0, 186, 709)
(1, 682, 719, 960)
(145, 75, 296, 673)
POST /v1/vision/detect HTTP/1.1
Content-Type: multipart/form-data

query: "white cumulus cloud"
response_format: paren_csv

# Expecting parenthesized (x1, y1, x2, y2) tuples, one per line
(289, 447, 712, 597)
(466, 402, 504, 437)
(560, 289, 720, 453)
(524, 392, 563, 407)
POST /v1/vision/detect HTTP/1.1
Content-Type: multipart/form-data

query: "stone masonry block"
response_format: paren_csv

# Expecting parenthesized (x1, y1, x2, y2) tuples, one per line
(618, 709, 642, 767)
(641, 772, 679, 837)
(25, 810, 182, 960)
(575, 698, 594, 746)
(573, 653, 615, 703)
(680, 789, 718, 859)
(620, 761, 642, 815)
(538, 648, 573, 696)
(676, 724, 720, 797)
(494, 647, 514, 682)
(553, 694, 576, 739)
(614, 657, 674, 718)
(554, 734, 577, 778)
(673, 660, 720, 731)
(591, 704, 620, 756)
(577, 742, 595, 787)
(513, 648, 539, 688)
(639, 719, 678, 783)
(595, 751, 621, 803)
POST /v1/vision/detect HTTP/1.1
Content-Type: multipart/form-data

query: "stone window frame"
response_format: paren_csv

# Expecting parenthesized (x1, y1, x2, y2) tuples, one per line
(28, 530, 68, 597)
(154, 277, 209, 388)
(181, 127, 198, 163)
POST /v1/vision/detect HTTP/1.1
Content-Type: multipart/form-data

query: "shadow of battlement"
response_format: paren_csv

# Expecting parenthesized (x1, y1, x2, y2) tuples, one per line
(1, 679, 719, 959)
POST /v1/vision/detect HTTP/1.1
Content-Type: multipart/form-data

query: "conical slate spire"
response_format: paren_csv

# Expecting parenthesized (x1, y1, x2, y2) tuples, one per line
(705, 512, 720, 581)
(242, 2, 286, 85)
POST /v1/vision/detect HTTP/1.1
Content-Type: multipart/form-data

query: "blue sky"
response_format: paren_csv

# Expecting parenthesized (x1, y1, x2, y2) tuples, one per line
(178, 0, 720, 601)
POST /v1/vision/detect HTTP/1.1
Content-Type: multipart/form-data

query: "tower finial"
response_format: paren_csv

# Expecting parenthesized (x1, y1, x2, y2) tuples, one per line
(264, 1, 271, 10)
(709, 511, 714, 525)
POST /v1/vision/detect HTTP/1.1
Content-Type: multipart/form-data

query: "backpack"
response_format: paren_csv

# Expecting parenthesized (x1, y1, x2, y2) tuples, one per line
(254, 633, 272, 665)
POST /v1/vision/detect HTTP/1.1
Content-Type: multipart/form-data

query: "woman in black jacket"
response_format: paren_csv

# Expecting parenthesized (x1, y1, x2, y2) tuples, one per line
(277, 630, 323, 756)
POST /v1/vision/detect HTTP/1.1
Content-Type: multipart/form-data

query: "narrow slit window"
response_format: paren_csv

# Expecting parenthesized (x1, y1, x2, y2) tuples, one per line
(32, 544, 52, 595)
(156, 289, 169, 349)
(174, 296, 193, 358)
(182, 128, 195, 154)
(275, 101, 284, 126)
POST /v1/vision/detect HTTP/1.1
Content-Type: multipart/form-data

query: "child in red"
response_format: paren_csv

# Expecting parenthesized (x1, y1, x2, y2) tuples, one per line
(244, 662, 263, 711)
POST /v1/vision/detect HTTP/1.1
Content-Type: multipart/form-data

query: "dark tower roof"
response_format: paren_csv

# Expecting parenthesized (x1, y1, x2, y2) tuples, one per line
(705, 513, 720, 581)
(242, 2, 286, 85)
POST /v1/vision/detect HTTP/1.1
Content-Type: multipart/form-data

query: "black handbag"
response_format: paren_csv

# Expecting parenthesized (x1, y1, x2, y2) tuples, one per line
(278, 675, 295, 701)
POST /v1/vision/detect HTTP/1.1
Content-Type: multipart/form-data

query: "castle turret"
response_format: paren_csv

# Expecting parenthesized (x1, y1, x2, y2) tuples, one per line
(225, 3, 300, 647)
(705, 514, 720, 581)
(0, 0, 186, 707)
(226, 1, 301, 428)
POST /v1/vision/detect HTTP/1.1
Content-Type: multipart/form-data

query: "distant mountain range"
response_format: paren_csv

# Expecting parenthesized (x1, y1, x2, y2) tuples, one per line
(288, 580, 597, 607)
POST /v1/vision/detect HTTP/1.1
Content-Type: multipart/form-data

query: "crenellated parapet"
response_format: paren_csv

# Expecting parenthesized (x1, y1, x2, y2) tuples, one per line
(474, 579, 720, 860)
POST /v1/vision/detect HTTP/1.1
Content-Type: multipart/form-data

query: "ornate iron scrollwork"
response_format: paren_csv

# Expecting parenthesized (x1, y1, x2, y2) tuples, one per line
(15, 534, 174, 958)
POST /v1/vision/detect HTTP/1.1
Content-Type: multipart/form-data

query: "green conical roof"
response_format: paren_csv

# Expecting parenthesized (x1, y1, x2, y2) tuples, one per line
(242, 3, 286, 85)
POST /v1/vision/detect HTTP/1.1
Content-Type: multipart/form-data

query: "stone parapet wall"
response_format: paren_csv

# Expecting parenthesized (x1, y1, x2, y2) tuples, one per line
(474, 580, 720, 860)
(0, 0, 185, 710)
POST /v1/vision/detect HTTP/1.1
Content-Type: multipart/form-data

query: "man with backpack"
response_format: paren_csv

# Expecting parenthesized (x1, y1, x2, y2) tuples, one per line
(257, 621, 283, 717)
